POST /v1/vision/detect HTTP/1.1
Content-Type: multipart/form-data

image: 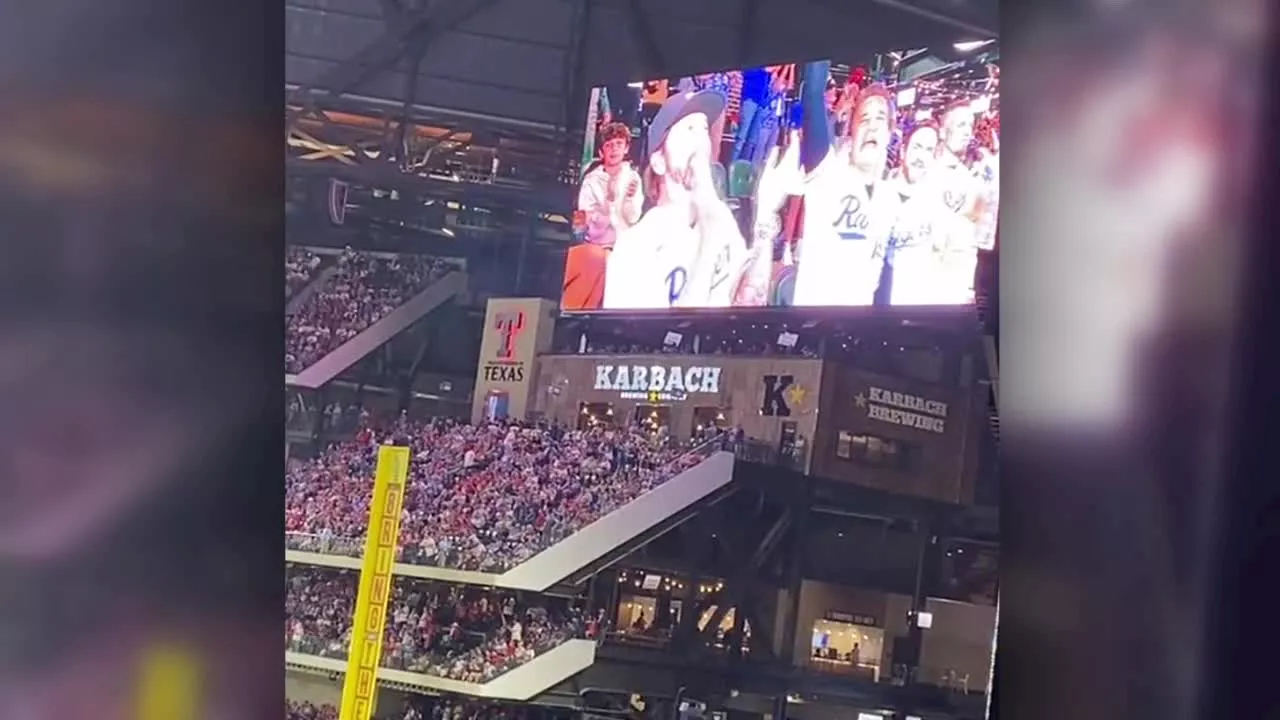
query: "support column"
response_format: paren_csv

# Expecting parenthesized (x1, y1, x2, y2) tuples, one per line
(779, 481, 809, 666)
(585, 570, 600, 616)
(394, 41, 425, 171)
(904, 527, 943, 687)
(728, 601, 746, 662)
(771, 694, 788, 720)
(309, 386, 330, 442)
(672, 573, 702, 651)
(514, 210, 533, 294)
(601, 568, 621, 634)
(556, 0, 591, 174)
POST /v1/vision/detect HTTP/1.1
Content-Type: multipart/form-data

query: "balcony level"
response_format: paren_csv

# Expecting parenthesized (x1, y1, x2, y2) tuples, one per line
(285, 639, 597, 702)
(286, 449, 736, 592)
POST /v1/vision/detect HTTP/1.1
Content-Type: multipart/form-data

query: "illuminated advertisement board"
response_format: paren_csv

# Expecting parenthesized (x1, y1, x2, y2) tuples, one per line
(470, 298, 558, 423)
(562, 48, 999, 311)
(592, 363, 723, 400)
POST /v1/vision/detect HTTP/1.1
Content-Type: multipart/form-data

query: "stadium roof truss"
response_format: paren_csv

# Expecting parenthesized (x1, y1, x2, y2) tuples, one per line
(284, 0, 997, 203)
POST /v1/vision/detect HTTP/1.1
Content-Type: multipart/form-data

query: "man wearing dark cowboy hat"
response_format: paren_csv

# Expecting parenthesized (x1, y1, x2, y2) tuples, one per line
(603, 89, 775, 309)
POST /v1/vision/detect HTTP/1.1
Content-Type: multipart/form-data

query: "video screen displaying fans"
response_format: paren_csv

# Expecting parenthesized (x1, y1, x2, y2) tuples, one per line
(561, 45, 999, 312)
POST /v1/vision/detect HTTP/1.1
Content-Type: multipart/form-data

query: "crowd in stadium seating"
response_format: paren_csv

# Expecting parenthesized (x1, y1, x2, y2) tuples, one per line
(286, 567, 585, 683)
(286, 249, 460, 374)
(286, 246, 324, 299)
(286, 701, 337, 720)
(285, 415, 709, 571)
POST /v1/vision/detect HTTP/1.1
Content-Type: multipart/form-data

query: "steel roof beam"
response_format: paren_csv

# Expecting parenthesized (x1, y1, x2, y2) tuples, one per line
(287, 0, 507, 121)
(626, 0, 666, 79)
(555, 0, 591, 174)
(377, 0, 406, 26)
(808, 0, 995, 38)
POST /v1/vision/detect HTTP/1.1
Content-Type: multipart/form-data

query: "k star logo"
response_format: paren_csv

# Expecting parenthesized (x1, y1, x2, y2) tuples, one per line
(785, 383, 808, 408)
(761, 374, 801, 417)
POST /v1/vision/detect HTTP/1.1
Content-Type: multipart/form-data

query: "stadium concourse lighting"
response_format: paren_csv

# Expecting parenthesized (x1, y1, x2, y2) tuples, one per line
(954, 39, 995, 52)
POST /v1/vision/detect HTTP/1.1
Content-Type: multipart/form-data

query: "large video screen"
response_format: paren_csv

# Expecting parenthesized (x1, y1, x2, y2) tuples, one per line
(561, 48, 1000, 312)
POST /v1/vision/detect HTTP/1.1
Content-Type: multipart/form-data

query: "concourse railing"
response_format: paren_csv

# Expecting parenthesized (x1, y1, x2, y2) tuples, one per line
(284, 628, 597, 701)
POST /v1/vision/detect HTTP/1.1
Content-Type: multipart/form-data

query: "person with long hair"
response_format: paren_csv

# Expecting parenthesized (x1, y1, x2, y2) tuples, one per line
(786, 61, 899, 307)
(603, 90, 770, 309)
(884, 121, 973, 304)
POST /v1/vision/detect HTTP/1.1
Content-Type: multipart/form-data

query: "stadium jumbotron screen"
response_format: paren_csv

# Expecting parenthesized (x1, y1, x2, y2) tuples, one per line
(561, 50, 999, 312)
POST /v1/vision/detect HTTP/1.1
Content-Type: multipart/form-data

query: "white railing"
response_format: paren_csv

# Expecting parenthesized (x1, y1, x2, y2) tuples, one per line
(285, 533, 363, 558)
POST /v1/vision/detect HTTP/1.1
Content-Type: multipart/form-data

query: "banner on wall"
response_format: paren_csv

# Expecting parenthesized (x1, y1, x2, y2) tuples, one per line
(470, 298, 557, 423)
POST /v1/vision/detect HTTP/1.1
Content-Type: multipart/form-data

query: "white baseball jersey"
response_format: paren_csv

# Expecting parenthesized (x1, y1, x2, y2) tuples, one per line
(886, 177, 977, 305)
(933, 157, 987, 303)
(602, 205, 699, 310)
(678, 202, 749, 309)
(602, 202, 747, 310)
(791, 152, 895, 307)
(971, 153, 1000, 251)
(577, 164, 644, 248)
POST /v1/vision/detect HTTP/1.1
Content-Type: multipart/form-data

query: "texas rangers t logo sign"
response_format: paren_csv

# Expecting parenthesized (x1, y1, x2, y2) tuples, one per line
(493, 311, 526, 359)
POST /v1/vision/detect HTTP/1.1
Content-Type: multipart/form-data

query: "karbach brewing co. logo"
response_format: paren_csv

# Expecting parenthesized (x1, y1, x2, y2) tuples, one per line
(482, 311, 527, 383)
(594, 363, 721, 401)
(855, 386, 949, 433)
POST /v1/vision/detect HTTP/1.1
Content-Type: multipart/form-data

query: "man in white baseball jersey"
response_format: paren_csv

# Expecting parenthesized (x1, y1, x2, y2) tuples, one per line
(788, 62, 897, 307)
(884, 121, 975, 305)
(603, 90, 762, 309)
(937, 101, 983, 221)
(932, 101, 991, 303)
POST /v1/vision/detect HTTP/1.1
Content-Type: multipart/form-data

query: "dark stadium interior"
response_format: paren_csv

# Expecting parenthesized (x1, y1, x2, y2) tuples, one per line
(284, 0, 998, 718)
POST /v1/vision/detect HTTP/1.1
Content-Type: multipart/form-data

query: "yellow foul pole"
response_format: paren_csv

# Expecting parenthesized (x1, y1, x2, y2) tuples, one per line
(338, 445, 410, 720)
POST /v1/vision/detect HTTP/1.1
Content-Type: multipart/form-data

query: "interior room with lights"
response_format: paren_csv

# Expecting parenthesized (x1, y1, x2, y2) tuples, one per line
(611, 571, 746, 651)
(692, 406, 730, 441)
(577, 401, 615, 430)
(633, 404, 673, 436)
(809, 616, 885, 681)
